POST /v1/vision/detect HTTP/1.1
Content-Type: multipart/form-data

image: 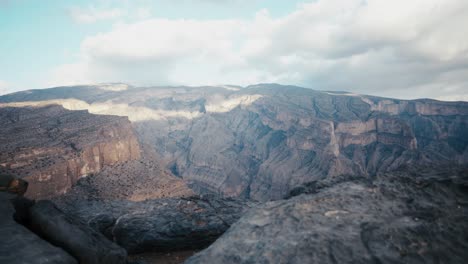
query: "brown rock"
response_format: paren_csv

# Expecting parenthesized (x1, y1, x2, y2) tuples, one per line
(0, 105, 141, 199)
(0, 174, 28, 195)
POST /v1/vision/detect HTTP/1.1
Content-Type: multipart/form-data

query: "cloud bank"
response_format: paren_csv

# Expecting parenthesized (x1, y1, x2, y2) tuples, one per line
(51, 0, 468, 100)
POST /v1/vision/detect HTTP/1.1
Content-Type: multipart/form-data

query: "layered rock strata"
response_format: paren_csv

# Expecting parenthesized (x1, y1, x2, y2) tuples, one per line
(0, 105, 141, 199)
(1, 84, 468, 200)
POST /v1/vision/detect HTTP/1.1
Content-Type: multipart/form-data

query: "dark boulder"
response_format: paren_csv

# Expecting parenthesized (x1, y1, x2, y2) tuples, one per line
(28, 200, 127, 264)
(55, 195, 254, 253)
(186, 168, 468, 264)
(0, 193, 77, 264)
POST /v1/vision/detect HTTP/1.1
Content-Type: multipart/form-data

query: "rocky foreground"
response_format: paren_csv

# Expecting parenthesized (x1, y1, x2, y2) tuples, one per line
(2, 165, 468, 264)
(54, 194, 254, 254)
(0, 174, 252, 263)
(187, 166, 468, 264)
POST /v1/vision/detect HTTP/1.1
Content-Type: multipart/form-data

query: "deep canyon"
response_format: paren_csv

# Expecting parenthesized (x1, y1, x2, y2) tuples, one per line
(1, 83, 467, 264)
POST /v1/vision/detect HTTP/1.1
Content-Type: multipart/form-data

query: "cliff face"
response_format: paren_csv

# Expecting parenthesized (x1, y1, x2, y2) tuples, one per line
(174, 89, 468, 201)
(1, 84, 467, 201)
(0, 105, 141, 199)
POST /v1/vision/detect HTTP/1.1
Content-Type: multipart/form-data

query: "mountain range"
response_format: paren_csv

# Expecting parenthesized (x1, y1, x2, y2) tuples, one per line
(1, 83, 467, 200)
(1, 83, 467, 264)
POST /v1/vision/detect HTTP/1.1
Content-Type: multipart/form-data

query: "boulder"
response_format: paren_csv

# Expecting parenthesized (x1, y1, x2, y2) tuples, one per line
(0, 193, 77, 264)
(186, 168, 468, 264)
(28, 200, 127, 264)
(112, 197, 247, 253)
(54, 195, 253, 253)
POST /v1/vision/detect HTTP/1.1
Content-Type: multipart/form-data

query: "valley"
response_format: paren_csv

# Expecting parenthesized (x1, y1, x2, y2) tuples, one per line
(1, 83, 467, 263)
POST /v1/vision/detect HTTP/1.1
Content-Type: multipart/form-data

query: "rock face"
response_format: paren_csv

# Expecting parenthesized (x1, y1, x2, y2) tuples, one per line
(186, 166, 468, 264)
(2, 84, 468, 201)
(1, 84, 467, 263)
(29, 200, 127, 264)
(62, 159, 194, 201)
(54, 195, 253, 254)
(0, 193, 78, 264)
(0, 105, 141, 199)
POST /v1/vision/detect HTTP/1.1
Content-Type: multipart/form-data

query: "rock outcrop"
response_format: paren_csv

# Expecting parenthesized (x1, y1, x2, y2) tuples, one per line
(0, 193, 78, 264)
(29, 200, 128, 264)
(1, 176, 129, 264)
(186, 166, 468, 264)
(0, 105, 141, 199)
(54, 195, 254, 254)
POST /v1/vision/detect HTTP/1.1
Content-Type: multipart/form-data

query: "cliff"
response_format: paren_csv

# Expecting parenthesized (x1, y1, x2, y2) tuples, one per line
(0, 105, 141, 199)
(1, 84, 467, 201)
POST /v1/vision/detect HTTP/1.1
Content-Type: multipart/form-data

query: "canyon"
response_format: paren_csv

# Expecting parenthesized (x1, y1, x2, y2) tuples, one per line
(0, 83, 467, 264)
(1, 84, 467, 200)
(0, 105, 141, 199)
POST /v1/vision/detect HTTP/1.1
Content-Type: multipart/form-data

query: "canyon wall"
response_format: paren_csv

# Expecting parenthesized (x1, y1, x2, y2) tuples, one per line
(0, 105, 141, 199)
(1, 84, 467, 201)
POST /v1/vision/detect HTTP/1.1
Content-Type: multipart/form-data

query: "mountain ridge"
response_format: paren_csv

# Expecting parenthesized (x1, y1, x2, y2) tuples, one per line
(1, 83, 467, 201)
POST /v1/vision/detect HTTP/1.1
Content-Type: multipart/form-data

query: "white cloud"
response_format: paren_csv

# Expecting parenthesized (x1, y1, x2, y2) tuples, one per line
(0, 80, 14, 95)
(69, 6, 124, 24)
(52, 0, 468, 100)
(134, 7, 151, 20)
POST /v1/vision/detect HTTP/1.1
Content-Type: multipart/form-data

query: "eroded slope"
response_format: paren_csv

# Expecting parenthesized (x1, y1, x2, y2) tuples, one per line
(2, 84, 468, 201)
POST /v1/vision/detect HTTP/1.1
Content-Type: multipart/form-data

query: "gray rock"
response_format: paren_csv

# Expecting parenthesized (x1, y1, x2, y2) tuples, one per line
(29, 200, 127, 264)
(186, 167, 468, 264)
(0, 193, 77, 264)
(54, 195, 253, 253)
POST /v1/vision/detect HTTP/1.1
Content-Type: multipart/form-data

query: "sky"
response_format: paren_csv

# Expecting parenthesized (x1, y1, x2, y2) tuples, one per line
(1, 0, 468, 101)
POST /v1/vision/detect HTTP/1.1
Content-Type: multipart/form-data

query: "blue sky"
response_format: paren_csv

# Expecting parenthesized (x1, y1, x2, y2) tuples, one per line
(1, 0, 468, 101)
(0, 1, 305, 91)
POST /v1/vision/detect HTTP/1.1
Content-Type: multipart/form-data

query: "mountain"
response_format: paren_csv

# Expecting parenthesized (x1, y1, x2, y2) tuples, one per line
(0, 103, 195, 200)
(0, 105, 141, 199)
(1, 83, 468, 263)
(1, 83, 467, 201)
